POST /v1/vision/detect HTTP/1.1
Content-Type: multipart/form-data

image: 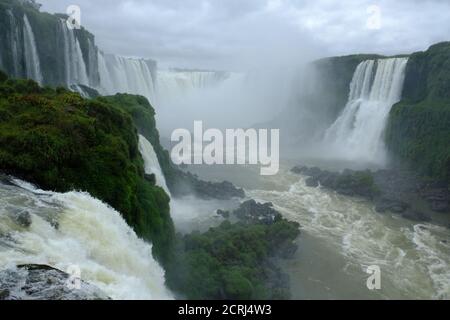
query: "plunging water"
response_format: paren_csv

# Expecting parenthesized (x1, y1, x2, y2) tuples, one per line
(324, 58, 408, 165)
(0, 179, 173, 300)
(97, 52, 157, 105)
(22, 15, 42, 84)
(59, 19, 90, 86)
(138, 135, 170, 195)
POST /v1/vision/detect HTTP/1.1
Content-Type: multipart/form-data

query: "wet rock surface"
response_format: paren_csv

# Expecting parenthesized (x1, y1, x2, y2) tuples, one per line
(0, 264, 109, 300)
(292, 166, 450, 223)
(172, 170, 245, 200)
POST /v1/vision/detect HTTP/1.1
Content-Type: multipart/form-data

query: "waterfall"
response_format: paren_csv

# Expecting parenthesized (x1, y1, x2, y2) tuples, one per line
(323, 57, 408, 164)
(0, 179, 173, 300)
(59, 19, 89, 87)
(97, 52, 157, 105)
(156, 70, 229, 105)
(138, 135, 170, 196)
(6, 10, 21, 77)
(22, 15, 43, 84)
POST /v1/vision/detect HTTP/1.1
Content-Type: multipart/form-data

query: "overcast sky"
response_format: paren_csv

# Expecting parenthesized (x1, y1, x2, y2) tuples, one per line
(38, 0, 450, 70)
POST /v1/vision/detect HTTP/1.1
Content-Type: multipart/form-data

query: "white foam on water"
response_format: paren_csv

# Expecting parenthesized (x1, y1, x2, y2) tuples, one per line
(0, 181, 173, 300)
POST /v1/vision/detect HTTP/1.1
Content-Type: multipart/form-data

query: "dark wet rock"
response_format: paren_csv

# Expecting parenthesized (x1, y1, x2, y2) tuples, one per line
(216, 209, 230, 218)
(401, 210, 432, 222)
(375, 197, 409, 214)
(305, 177, 319, 187)
(421, 188, 449, 213)
(172, 171, 245, 200)
(0, 173, 14, 186)
(233, 200, 282, 225)
(0, 289, 9, 300)
(0, 264, 110, 300)
(292, 166, 378, 199)
(293, 166, 450, 224)
(16, 211, 32, 228)
(144, 173, 156, 185)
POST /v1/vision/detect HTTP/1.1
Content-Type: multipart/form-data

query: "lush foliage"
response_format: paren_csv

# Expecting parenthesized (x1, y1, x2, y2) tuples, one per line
(166, 218, 300, 300)
(96, 94, 177, 187)
(386, 42, 450, 186)
(0, 73, 174, 263)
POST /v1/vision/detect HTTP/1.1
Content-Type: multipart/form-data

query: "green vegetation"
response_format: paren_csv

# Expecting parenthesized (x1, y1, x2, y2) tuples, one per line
(96, 94, 177, 187)
(0, 72, 174, 263)
(386, 42, 450, 186)
(166, 217, 300, 300)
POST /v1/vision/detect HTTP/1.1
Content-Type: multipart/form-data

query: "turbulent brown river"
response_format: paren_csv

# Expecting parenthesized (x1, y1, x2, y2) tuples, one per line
(183, 163, 450, 300)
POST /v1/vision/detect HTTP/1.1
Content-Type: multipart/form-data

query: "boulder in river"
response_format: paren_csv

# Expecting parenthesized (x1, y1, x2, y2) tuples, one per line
(0, 264, 109, 300)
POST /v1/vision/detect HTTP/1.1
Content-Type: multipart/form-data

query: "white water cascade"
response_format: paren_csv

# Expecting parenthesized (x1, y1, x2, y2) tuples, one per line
(156, 70, 229, 102)
(7, 10, 21, 77)
(323, 57, 408, 165)
(22, 14, 42, 84)
(97, 52, 157, 105)
(59, 19, 90, 87)
(138, 135, 170, 196)
(0, 179, 173, 300)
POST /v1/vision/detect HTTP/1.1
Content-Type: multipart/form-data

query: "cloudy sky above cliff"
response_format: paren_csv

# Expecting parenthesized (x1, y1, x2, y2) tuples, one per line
(38, 0, 450, 69)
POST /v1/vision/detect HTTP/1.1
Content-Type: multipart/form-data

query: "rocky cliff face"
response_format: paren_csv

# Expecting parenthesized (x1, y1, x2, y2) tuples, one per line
(0, 0, 99, 87)
(386, 42, 450, 186)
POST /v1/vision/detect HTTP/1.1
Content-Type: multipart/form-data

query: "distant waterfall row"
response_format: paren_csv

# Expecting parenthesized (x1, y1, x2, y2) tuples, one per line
(2, 11, 42, 84)
(97, 52, 157, 104)
(0, 10, 233, 109)
(323, 57, 408, 165)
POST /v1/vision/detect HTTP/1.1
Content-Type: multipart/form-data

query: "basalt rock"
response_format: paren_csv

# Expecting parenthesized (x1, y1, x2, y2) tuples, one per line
(292, 166, 448, 223)
(291, 166, 378, 199)
(233, 200, 282, 225)
(0, 264, 109, 300)
(171, 170, 245, 200)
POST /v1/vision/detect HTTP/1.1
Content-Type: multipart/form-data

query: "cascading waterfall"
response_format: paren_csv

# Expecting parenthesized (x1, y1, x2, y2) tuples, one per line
(59, 19, 89, 87)
(97, 52, 157, 105)
(138, 135, 170, 196)
(22, 15, 42, 84)
(323, 57, 408, 165)
(7, 10, 21, 78)
(156, 70, 230, 105)
(0, 179, 173, 300)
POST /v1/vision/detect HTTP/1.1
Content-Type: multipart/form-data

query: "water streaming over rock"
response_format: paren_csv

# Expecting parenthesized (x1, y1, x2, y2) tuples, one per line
(0, 179, 173, 300)
(22, 14, 42, 84)
(6, 10, 22, 78)
(138, 135, 170, 196)
(97, 52, 157, 105)
(59, 19, 90, 87)
(323, 58, 408, 165)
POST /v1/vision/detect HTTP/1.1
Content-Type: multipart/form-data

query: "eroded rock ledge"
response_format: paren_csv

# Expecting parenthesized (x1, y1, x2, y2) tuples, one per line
(0, 264, 109, 300)
(292, 166, 449, 223)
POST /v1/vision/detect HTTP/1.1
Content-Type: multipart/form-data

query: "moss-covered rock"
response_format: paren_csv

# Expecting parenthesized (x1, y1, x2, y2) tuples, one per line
(386, 42, 450, 186)
(95, 94, 176, 187)
(166, 201, 300, 300)
(0, 75, 174, 263)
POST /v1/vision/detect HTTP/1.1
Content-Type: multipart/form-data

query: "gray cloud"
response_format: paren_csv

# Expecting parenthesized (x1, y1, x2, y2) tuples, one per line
(38, 0, 450, 69)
